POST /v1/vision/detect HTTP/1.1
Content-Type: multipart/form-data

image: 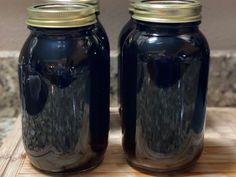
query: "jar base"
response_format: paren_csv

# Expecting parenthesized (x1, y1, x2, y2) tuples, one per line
(126, 147, 203, 174)
(29, 154, 104, 174)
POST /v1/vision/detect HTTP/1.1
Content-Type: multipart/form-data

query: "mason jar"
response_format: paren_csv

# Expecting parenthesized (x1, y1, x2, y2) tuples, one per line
(19, 3, 110, 173)
(118, 0, 136, 111)
(120, 0, 210, 173)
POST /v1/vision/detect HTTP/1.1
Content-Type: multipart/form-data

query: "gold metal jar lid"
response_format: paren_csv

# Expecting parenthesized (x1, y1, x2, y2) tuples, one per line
(132, 0, 202, 23)
(27, 3, 97, 28)
(129, 0, 137, 12)
(43, 0, 99, 12)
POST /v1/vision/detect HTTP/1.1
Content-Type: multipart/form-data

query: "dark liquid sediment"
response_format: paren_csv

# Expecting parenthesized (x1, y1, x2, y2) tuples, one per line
(19, 27, 110, 172)
(121, 22, 210, 172)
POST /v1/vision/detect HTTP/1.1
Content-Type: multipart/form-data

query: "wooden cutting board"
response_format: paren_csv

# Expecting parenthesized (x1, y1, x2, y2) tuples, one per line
(1, 107, 236, 177)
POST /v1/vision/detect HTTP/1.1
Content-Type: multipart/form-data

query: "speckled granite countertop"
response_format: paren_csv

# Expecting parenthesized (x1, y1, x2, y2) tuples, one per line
(0, 57, 20, 118)
(0, 50, 236, 145)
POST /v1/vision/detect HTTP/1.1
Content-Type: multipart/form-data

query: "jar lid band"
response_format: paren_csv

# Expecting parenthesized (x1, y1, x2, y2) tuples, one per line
(129, 0, 136, 12)
(27, 3, 97, 28)
(43, 0, 99, 12)
(132, 0, 202, 23)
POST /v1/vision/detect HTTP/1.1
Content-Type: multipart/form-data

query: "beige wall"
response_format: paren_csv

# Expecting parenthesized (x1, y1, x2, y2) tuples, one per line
(0, 0, 236, 51)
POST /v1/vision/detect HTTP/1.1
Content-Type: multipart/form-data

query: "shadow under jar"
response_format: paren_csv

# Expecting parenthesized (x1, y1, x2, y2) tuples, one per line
(120, 0, 210, 173)
(18, 3, 110, 173)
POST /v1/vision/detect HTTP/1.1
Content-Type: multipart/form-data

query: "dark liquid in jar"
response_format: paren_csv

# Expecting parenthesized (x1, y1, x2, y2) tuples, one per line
(118, 18, 135, 105)
(19, 26, 110, 172)
(121, 22, 210, 172)
(95, 15, 110, 55)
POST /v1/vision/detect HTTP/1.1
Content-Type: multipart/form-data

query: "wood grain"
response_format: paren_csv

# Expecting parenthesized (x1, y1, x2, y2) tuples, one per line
(1, 108, 236, 177)
(0, 117, 22, 176)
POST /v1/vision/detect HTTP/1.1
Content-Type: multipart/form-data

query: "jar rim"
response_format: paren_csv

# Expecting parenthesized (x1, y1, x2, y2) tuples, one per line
(132, 0, 202, 23)
(43, 0, 99, 12)
(27, 3, 97, 28)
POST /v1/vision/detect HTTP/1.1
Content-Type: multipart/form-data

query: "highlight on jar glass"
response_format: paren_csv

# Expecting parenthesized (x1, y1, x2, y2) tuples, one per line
(19, 3, 110, 173)
(120, 0, 210, 173)
(118, 0, 136, 109)
(45, 0, 110, 55)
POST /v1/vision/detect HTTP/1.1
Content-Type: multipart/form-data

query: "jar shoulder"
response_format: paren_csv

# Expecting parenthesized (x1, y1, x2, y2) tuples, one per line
(123, 29, 210, 59)
(19, 31, 106, 64)
(119, 19, 135, 40)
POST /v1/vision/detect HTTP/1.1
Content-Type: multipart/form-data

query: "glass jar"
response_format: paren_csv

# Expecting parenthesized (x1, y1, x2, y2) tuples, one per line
(120, 0, 210, 173)
(118, 0, 136, 110)
(45, 0, 110, 55)
(118, 0, 136, 51)
(19, 3, 110, 173)
(79, 0, 110, 55)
